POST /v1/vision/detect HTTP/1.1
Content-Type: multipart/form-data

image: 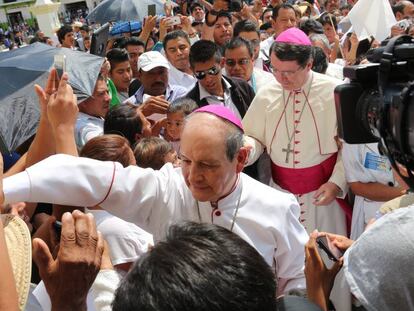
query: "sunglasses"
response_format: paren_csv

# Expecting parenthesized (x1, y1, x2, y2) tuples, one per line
(194, 66, 221, 80)
(225, 58, 250, 67)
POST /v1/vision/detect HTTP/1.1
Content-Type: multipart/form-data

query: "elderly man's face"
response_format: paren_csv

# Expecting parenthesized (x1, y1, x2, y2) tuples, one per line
(180, 114, 245, 202)
(138, 67, 169, 96)
(270, 53, 312, 91)
(224, 45, 254, 82)
(80, 79, 110, 118)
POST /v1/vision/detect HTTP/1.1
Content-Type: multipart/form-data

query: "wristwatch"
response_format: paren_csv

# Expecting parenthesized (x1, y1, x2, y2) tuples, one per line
(205, 10, 219, 27)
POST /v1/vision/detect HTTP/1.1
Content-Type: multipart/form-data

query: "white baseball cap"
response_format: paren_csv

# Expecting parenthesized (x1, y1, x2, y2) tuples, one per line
(138, 51, 170, 72)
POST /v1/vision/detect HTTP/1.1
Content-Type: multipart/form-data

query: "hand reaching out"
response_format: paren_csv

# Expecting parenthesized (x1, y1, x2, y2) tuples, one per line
(318, 232, 354, 252)
(305, 230, 343, 311)
(47, 72, 78, 132)
(34, 68, 59, 120)
(139, 95, 170, 117)
(33, 211, 104, 311)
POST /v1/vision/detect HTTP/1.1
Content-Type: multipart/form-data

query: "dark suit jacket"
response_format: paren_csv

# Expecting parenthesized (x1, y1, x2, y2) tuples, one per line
(185, 75, 255, 118)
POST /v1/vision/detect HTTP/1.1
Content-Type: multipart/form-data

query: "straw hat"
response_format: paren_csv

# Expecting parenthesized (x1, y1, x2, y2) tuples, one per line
(1, 214, 32, 310)
(72, 21, 83, 28)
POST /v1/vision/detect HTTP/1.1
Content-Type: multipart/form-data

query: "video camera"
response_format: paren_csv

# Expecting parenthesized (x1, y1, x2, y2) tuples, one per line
(334, 35, 414, 187)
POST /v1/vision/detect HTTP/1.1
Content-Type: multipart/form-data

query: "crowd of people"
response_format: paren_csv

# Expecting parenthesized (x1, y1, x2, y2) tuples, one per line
(1, 0, 414, 310)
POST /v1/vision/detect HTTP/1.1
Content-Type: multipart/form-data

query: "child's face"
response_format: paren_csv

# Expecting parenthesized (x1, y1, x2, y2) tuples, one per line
(164, 150, 181, 167)
(166, 112, 185, 140)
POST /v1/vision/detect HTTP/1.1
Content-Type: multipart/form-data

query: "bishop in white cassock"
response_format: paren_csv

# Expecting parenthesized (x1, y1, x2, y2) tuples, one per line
(242, 28, 351, 311)
(243, 70, 349, 236)
(243, 28, 349, 237)
(3, 105, 308, 296)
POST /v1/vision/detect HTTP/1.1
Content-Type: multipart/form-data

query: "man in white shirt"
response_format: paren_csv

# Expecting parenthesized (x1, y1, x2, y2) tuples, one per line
(223, 37, 275, 93)
(260, 4, 297, 61)
(126, 51, 188, 107)
(3, 102, 308, 295)
(75, 75, 110, 149)
(163, 30, 197, 90)
(186, 40, 255, 121)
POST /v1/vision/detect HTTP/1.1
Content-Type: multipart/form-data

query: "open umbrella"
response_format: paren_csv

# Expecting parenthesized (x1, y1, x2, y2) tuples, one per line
(86, 0, 165, 24)
(110, 21, 142, 36)
(0, 42, 104, 152)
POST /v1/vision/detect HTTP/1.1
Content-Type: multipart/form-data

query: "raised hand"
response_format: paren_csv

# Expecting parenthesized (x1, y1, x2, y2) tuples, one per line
(33, 211, 104, 311)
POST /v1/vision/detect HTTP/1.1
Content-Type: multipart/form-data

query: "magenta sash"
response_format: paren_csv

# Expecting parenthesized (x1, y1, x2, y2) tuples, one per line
(271, 153, 352, 235)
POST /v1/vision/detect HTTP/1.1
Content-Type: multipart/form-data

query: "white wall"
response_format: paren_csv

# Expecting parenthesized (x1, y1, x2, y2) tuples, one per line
(0, 9, 8, 23)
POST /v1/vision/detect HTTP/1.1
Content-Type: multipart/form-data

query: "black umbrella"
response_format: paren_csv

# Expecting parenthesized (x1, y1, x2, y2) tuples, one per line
(86, 0, 164, 24)
(0, 42, 104, 152)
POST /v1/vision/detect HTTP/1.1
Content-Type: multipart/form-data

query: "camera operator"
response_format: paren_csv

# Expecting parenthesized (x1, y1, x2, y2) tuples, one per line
(306, 31, 414, 311)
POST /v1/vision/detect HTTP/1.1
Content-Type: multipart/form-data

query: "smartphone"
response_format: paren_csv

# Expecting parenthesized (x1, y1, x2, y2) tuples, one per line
(316, 236, 343, 262)
(166, 16, 181, 27)
(148, 4, 156, 16)
(53, 220, 62, 240)
(397, 19, 410, 31)
(53, 54, 66, 78)
(90, 22, 110, 57)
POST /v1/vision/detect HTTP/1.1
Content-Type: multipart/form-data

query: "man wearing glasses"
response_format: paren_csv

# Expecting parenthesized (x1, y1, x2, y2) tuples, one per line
(223, 37, 274, 93)
(186, 40, 255, 120)
(233, 20, 271, 72)
(242, 28, 351, 310)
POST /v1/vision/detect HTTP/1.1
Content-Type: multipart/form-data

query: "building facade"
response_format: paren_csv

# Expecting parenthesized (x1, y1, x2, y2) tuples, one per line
(0, 0, 103, 27)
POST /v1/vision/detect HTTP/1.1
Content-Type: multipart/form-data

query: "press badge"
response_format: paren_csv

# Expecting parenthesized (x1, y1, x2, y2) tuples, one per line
(364, 152, 389, 171)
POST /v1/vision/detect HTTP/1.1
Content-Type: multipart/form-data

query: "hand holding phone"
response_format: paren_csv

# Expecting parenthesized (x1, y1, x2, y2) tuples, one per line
(53, 54, 66, 78)
(166, 16, 181, 27)
(148, 4, 156, 16)
(316, 236, 344, 262)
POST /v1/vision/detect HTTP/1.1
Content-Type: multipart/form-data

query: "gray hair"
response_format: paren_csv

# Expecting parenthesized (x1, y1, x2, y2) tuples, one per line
(309, 33, 330, 50)
(225, 129, 244, 161)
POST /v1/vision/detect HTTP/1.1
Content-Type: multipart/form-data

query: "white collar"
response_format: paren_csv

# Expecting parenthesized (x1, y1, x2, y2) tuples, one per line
(169, 62, 193, 79)
(198, 77, 231, 100)
(198, 174, 242, 211)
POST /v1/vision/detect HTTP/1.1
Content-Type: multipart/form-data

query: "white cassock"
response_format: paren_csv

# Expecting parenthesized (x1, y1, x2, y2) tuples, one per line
(243, 71, 351, 311)
(4, 154, 308, 295)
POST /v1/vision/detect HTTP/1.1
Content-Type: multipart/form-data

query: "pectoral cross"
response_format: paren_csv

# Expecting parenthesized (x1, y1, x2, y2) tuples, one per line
(282, 143, 294, 163)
